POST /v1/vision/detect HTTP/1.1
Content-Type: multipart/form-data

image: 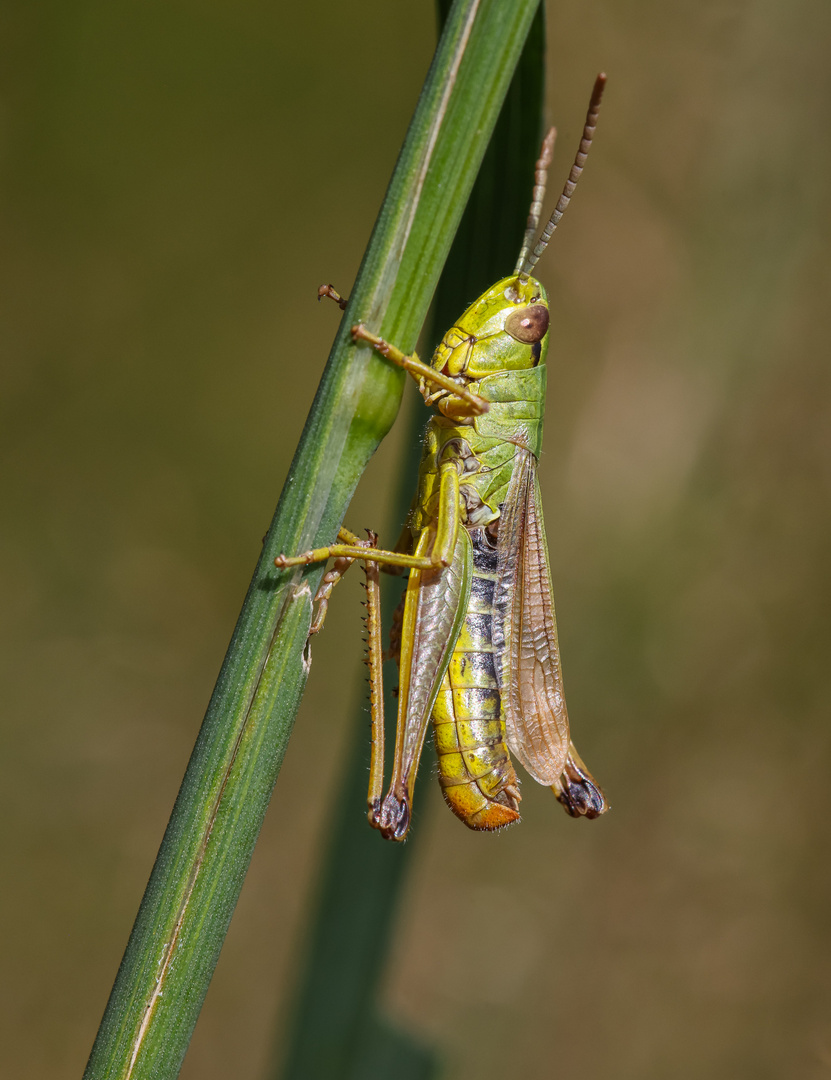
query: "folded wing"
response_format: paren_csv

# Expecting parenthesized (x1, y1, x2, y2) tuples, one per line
(493, 449, 570, 784)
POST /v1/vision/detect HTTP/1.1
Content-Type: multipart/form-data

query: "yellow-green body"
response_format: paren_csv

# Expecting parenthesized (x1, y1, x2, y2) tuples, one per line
(393, 276, 557, 825)
(407, 277, 549, 827)
(276, 275, 606, 839)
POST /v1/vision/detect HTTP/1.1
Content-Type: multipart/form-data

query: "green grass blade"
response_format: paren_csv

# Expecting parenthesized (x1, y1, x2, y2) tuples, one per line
(273, 4, 546, 1078)
(83, 2, 543, 1078)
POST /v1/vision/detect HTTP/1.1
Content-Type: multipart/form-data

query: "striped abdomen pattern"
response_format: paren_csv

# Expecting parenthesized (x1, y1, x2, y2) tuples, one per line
(431, 530, 521, 829)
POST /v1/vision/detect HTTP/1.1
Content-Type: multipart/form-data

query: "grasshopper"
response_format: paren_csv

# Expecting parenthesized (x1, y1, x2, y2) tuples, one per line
(276, 75, 609, 841)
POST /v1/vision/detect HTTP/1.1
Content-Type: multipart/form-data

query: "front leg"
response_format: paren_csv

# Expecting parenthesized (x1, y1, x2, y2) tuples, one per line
(351, 324, 488, 417)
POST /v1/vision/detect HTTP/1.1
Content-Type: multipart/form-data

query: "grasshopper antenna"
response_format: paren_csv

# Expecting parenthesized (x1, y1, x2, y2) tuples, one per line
(518, 73, 606, 278)
(514, 127, 558, 276)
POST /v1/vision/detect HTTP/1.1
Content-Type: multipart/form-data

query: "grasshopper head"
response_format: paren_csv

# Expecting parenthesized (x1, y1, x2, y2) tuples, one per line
(433, 274, 550, 379)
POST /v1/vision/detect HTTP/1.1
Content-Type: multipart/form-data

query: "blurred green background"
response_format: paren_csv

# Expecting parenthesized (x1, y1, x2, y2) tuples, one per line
(3, 1, 830, 1077)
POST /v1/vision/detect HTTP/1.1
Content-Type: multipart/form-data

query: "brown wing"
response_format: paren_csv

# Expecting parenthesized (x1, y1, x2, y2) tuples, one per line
(492, 450, 570, 784)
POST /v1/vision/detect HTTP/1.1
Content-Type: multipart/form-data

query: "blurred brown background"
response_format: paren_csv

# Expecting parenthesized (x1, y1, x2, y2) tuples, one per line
(3, 1, 830, 1077)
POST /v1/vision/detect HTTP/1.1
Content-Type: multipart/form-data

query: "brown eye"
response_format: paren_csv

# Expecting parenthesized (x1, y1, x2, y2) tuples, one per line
(505, 303, 549, 344)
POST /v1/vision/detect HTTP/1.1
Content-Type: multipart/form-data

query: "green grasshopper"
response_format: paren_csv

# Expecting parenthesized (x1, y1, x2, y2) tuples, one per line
(276, 75, 609, 841)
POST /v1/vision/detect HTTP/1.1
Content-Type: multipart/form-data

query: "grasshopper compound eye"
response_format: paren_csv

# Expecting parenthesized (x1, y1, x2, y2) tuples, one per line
(505, 304, 549, 344)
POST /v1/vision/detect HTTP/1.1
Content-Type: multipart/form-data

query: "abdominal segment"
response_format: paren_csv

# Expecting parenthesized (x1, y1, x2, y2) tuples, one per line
(431, 529, 521, 830)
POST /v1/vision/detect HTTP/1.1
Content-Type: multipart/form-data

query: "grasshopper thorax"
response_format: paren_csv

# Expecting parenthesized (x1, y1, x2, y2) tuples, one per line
(432, 274, 550, 381)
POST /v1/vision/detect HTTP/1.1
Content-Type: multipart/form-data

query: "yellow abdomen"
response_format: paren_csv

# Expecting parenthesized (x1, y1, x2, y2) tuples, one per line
(431, 538, 521, 829)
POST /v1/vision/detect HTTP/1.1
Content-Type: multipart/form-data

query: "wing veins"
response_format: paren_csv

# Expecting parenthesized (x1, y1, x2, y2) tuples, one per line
(495, 451, 570, 784)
